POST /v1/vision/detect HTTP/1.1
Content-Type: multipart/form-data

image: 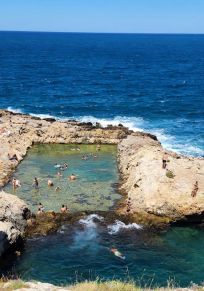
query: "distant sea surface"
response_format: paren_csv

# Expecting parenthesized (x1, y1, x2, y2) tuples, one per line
(0, 31, 203, 156)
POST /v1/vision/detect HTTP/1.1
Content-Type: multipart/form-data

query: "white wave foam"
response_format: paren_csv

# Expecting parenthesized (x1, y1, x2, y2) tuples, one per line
(108, 220, 143, 235)
(5, 109, 203, 157)
(6, 107, 24, 114)
(71, 214, 104, 250)
(79, 214, 104, 228)
(76, 115, 145, 132)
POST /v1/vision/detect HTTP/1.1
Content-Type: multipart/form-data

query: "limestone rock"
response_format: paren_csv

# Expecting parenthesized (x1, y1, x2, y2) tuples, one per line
(118, 134, 204, 221)
(0, 191, 30, 257)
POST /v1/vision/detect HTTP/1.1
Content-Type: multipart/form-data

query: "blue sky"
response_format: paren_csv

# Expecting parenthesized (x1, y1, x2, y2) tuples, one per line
(0, 0, 203, 33)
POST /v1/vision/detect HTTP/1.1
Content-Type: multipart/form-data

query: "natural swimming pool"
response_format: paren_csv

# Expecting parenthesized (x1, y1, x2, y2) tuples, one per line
(3, 144, 204, 287)
(4, 144, 120, 212)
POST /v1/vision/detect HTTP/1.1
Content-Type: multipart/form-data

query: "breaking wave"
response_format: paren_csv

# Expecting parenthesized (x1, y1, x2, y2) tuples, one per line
(6, 107, 204, 157)
(108, 220, 143, 235)
(79, 214, 104, 228)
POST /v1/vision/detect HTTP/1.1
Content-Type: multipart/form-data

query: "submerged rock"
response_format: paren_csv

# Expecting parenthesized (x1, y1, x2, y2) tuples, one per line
(0, 191, 30, 257)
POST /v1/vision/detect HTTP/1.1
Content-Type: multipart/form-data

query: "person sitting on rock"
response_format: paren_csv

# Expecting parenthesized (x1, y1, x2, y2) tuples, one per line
(162, 152, 168, 169)
(48, 179, 54, 187)
(37, 207, 44, 215)
(38, 202, 45, 212)
(61, 204, 68, 213)
(8, 153, 18, 161)
(69, 174, 77, 181)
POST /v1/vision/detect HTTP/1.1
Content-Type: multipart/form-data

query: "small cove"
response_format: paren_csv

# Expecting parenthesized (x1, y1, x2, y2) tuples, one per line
(2, 144, 204, 287)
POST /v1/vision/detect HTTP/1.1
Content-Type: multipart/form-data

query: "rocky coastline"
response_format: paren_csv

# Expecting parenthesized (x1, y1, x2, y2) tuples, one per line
(0, 109, 204, 258)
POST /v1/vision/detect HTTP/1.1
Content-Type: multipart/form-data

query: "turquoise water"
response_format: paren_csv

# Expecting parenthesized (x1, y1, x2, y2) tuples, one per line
(4, 144, 120, 212)
(3, 216, 204, 288)
(3, 144, 204, 287)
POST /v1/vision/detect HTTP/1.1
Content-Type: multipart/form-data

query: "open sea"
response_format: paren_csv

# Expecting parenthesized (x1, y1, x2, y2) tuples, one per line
(1, 32, 204, 287)
(0, 31, 203, 156)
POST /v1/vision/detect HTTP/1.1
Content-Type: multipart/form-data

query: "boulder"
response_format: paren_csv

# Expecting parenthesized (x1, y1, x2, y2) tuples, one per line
(118, 134, 204, 222)
(0, 191, 30, 257)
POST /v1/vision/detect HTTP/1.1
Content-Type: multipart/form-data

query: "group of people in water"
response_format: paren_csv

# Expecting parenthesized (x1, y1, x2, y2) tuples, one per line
(11, 145, 102, 215)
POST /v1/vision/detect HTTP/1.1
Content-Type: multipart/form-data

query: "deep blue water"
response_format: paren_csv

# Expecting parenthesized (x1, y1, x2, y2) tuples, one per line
(0, 31, 203, 155)
(3, 215, 204, 288)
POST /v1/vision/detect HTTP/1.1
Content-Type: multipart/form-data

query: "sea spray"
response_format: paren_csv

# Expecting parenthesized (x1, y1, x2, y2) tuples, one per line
(108, 220, 143, 235)
(70, 214, 104, 251)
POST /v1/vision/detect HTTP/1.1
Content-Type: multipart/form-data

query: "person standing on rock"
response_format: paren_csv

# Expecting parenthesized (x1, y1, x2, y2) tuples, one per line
(162, 152, 168, 169)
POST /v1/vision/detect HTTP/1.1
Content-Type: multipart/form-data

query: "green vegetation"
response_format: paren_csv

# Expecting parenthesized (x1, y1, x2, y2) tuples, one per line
(166, 170, 175, 179)
(0, 279, 202, 290)
(0, 279, 29, 290)
(70, 280, 140, 291)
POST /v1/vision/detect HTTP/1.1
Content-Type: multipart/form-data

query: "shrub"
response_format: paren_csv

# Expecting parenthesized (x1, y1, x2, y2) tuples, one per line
(166, 170, 175, 179)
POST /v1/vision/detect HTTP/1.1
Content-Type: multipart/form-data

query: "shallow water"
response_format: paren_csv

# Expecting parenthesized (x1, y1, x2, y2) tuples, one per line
(4, 144, 120, 212)
(3, 144, 204, 287)
(2, 215, 204, 287)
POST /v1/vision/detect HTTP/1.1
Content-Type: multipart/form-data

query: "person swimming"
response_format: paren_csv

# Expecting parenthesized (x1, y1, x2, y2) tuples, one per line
(12, 178, 21, 189)
(110, 248, 125, 260)
(48, 179, 54, 187)
(69, 174, 77, 181)
(57, 171, 62, 177)
(55, 186, 61, 191)
(32, 177, 39, 189)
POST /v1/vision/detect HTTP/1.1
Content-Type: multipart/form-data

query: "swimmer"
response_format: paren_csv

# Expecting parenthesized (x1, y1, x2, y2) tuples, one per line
(69, 174, 77, 181)
(96, 144, 101, 151)
(57, 171, 62, 177)
(63, 163, 68, 169)
(82, 155, 88, 160)
(48, 179, 54, 187)
(12, 178, 17, 189)
(12, 178, 21, 188)
(32, 177, 39, 189)
(110, 248, 125, 260)
(55, 186, 61, 191)
(60, 204, 68, 213)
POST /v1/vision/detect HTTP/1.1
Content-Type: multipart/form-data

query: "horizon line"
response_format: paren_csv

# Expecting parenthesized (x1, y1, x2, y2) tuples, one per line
(0, 29, 204, 35)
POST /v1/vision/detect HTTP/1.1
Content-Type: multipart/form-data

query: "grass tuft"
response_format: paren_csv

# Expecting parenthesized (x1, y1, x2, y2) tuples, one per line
(166, 170, 175, 179)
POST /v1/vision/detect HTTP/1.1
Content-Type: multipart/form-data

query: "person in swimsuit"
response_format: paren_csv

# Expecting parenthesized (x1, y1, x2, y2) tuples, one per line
(48, 179, 54, 187)
(33, 177, 39, 189)
(60, 204, 68, 213)
(162, 152, 168, 169)
(69, 174, 76, 181)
